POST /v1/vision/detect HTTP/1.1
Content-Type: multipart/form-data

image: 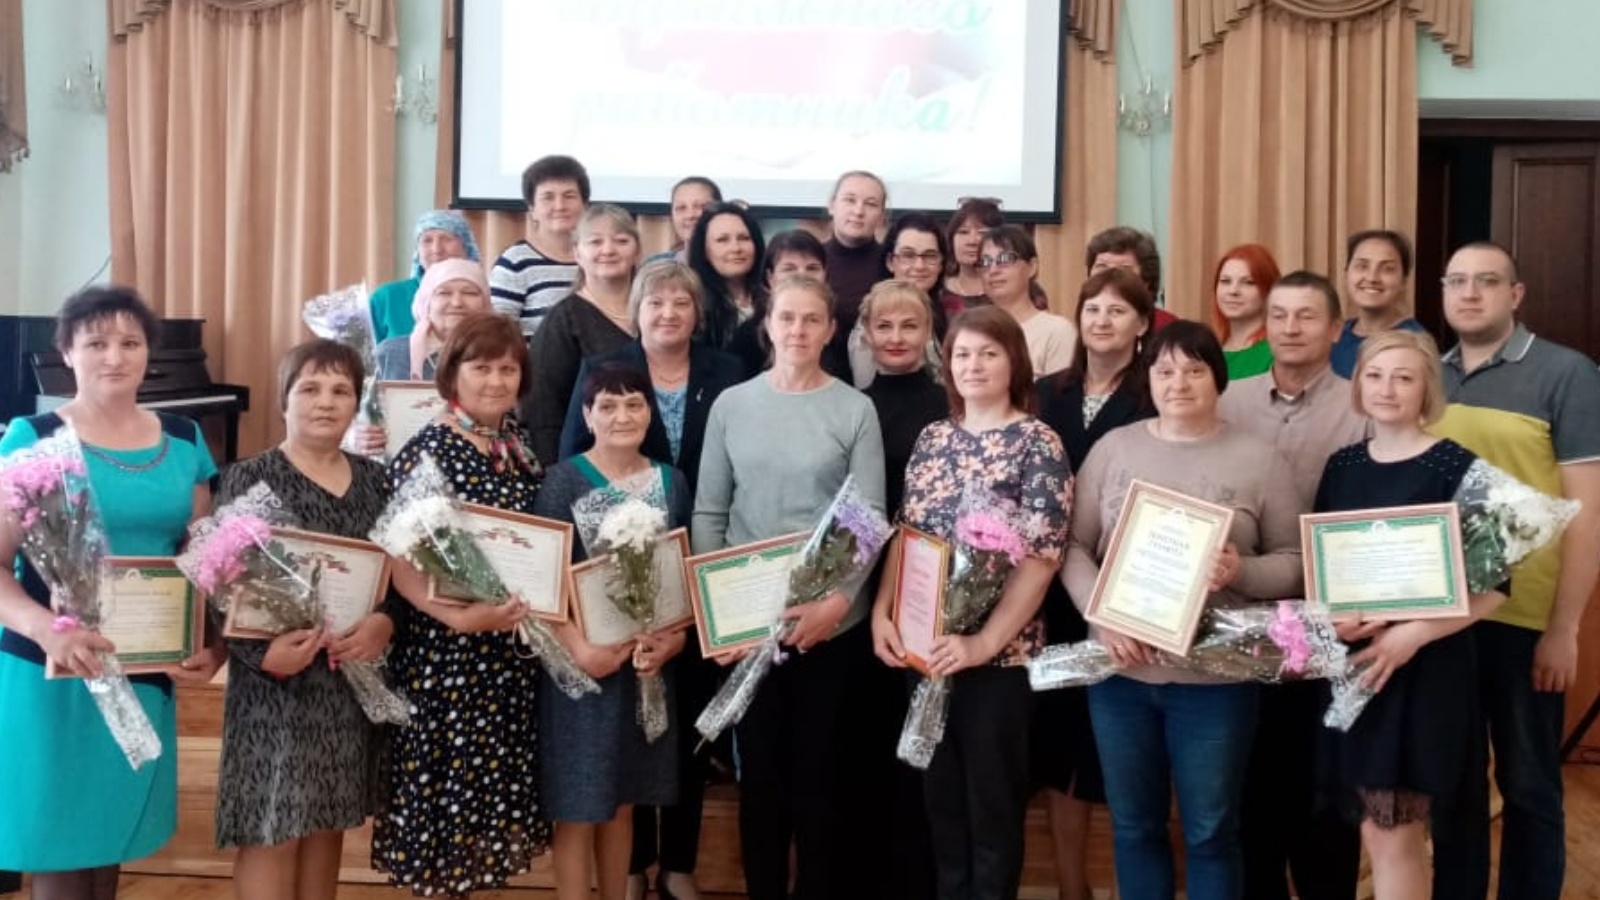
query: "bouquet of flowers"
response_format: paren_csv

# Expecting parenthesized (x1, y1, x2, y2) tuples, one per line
(178, 482, 411, 725)
(370, 455, 599, 699)
(303, 284, 384, 450)
(1456, 458, 1581, 594)
(0, 427, 162, 769)
(898, 490, 1028, 769)
(695, 475, 891, 743)
(572, 475, 672, 742)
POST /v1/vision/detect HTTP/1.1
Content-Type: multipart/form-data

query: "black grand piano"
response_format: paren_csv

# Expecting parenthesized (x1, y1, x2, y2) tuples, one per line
(0, 315, 250, 462)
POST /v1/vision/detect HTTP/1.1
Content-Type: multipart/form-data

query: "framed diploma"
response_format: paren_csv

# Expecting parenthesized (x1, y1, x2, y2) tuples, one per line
(1301, 503, 1470, 621)
(47, 557, 202, 678)
(376, 380, 447, 458)
(890, 526, 949, 676)
(427, 503, 573, 621)
(569, 528, 694, 647)
(1084, 480, 1235, 656)
(686, 533, 807, 658)
(222, 527, 393, 640)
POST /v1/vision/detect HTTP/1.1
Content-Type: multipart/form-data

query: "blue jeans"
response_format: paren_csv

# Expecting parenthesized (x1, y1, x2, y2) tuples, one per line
(1088, 677, 1259, 900)
(1431, 621, 1566, 900)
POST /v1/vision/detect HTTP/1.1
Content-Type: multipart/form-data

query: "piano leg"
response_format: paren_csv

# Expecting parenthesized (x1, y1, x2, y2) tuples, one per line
(224, 410, 240, 464)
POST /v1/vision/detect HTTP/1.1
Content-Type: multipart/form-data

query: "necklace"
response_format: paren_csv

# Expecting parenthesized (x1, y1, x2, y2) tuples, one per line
(83, 434, 170, 473)
(649, 358, 690, 386)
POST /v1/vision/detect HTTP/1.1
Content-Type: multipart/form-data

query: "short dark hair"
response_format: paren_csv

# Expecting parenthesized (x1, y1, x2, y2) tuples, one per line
(942, 306, 1036, 420)
(880, 212, 950, 279)
(944, 198, 1006, 254)
(278, 339, 364, 411)
(55, 285, 160, 353)
(1450, 240, 1521, 283)
(433, 312, 531, 403)
(1345, 229, 1414, 277)
(580, 361, 653, 408)
(671, 176, 722, 203)
(1142, 319, 1228, 395)
(520, 154, 591, 207)
(1272, 270, 1343, 321)
(763, 229, 827, 283)
(1085, 226, 1162, 296)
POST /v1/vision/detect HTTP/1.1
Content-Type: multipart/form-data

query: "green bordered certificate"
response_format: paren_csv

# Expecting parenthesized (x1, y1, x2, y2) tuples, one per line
(686, 533, 806, 658)
(47, 556, 201, 678)
(1301, 502, 1470, 621)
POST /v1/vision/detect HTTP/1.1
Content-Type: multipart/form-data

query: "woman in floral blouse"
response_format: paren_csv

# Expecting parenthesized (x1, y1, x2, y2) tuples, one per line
(870, 305, 1071, 900)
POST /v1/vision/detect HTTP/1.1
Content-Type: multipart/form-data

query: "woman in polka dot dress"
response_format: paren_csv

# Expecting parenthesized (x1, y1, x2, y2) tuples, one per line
(372, 314, 550, 897)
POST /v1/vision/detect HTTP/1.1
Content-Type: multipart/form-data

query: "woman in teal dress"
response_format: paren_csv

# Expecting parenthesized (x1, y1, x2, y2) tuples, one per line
(368, 209, 483, 343)
(0, 286, 222, 899)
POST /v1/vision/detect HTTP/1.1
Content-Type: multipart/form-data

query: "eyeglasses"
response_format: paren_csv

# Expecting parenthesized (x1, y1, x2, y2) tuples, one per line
(977, 252, 1023, 269)
(1441, 272, 1509, 292)
(891, 249, 944, 265)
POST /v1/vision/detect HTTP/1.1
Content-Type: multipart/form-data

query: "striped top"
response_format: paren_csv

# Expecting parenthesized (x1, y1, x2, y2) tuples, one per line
(488, 239, 579, 336)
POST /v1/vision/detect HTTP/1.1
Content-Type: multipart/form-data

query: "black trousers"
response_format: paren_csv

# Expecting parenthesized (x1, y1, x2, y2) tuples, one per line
(631, 643, 720, 875)
(922, 665, 1034, 900)
(1239, 681, 1360, 900)
(733, 626, 858, 900)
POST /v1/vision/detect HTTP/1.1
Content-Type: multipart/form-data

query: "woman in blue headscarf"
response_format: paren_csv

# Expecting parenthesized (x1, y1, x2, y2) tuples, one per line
(369, 210, 483, 342)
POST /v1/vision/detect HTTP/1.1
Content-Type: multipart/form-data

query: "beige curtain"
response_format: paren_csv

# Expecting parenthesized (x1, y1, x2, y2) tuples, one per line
(435, 0, 1114, 301)
(1036, 0, 1120, 314)
(1167, 0, 1471, 322)
(0, 0, 26, 172)
(107, 0, 397, 456)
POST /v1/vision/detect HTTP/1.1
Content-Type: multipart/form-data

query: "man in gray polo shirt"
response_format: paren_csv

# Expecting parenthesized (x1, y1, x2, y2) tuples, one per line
(1219, 270, 1367, 900)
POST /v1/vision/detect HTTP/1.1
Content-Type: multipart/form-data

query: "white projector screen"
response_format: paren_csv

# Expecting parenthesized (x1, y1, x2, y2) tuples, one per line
(453, 0, 1068, 221)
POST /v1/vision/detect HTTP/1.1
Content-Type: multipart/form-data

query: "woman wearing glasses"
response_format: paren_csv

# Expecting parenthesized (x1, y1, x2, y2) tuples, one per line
(981, 225, 1076, 379)
(843, 213, 949, 387)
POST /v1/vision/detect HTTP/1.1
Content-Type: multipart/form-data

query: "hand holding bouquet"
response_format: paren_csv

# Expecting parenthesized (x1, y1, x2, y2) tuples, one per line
(0, 427, 161, 769)
(696, 475, 891, 743)
(371, 456, 599, 699)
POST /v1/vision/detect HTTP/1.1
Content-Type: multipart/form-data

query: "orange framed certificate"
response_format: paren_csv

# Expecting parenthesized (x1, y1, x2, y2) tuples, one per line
(569, 528, 694, 646)
(891, 526, 950, 676)
(222, 527, 392, 639)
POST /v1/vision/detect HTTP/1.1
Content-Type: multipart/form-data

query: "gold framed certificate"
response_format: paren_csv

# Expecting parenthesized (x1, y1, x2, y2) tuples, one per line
(890, 526, 949, 677)
(376, 380, 447, 458)
(1301, 503, 1470, 621)
(1084, 480, 1234, 656)
(569, 528, 694, 647)
(686, 533, 806, 658)
(427, 503, 573, 621)
(47, 557, 201, 678)
(222, 527, 393, 640)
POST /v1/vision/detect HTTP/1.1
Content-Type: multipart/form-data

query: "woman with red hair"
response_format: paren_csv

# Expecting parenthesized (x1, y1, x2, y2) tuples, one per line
(1210, 243, 1281, 380)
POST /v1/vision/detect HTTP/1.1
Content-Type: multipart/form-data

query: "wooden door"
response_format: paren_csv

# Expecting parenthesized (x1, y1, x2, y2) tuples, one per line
(1491, 142, 1600, 360)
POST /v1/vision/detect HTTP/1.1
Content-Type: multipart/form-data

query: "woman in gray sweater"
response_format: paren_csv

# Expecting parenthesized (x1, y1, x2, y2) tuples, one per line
(1064, 321, 1304, 900)
(692, 275, 886, 900)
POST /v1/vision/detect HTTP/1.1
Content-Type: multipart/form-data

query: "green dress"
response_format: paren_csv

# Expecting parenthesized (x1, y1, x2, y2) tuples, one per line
(1224, 338, 1273, 381)
(0, 413, 215, 871)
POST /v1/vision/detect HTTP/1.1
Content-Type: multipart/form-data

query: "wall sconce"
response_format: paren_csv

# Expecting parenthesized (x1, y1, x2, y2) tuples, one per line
(1118, 76, 1171, 137)
(59, 54, 107, 114)
(392, 64, 438, 125)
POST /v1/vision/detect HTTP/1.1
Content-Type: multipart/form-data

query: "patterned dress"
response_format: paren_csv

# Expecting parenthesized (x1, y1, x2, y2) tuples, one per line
(213, 448, 393, 848)
(372, 422, 549, 897)
(899, 417, 1073, 664)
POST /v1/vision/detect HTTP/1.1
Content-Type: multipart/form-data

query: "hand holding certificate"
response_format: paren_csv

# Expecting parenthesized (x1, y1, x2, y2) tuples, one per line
(1084, 480, 1234, 656)
(1301, 503, 1470, 621)
(47, 558, 202, 677)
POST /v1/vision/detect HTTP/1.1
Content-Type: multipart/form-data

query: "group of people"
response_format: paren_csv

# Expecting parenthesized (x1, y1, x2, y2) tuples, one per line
(0, 153, 1596, 900)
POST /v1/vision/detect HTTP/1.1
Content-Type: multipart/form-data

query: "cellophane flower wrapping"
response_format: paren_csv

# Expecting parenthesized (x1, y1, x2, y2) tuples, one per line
(696, 474, 891, 743)
(178, 482, 411, 726)
(0, 427, 162, 769)
(1026, 600, 1375, 731)
(898, 489, 1028, 769)
(303, 284, 384, 452)
(573, 474, 672, 742)
(1455, 458, 1580, 594)
(370, 455, 598, 700)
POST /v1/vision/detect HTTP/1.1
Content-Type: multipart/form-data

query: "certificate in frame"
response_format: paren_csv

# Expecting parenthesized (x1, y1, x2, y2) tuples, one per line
(890, 526, 950, 676)
(47, 556, 201, 678)
(685, 533, 807, 659)
(376, 380, 447, 458)
(1301, 502, 1470, 621)
(222, 527, 392, 640)
(426, 503, 573, 621)
(569, 528, 694, 647)
(1084, 480, 1234, 656)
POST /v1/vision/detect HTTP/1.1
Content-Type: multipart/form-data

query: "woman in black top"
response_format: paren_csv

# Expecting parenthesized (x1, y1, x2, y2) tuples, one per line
(1033, 267, 1154, 900)
(687, 202, 766, 352)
